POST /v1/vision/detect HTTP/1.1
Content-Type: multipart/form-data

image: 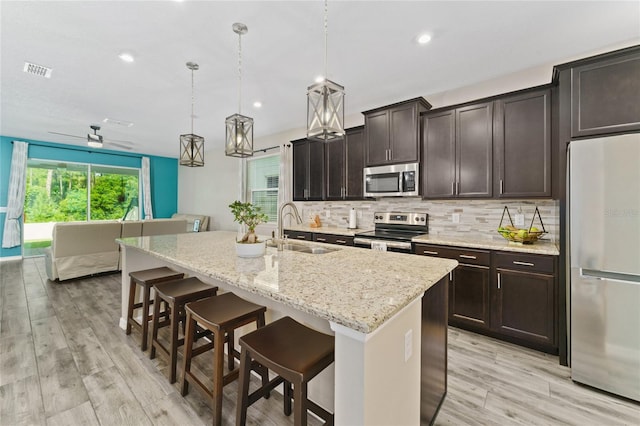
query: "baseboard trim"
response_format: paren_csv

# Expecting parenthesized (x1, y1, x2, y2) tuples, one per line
(0, 255, 23, 262)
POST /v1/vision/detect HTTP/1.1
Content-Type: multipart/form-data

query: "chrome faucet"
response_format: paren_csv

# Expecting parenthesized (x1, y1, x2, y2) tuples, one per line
(277, 202, 303, 250)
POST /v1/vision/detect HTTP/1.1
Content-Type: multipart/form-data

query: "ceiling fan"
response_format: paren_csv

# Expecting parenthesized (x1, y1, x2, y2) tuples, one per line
(48, 125, 135, 150)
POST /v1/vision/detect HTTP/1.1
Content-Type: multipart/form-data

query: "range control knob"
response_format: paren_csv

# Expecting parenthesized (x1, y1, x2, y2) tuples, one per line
(415, 217, 420, 221)
(421, 217, 426, 222)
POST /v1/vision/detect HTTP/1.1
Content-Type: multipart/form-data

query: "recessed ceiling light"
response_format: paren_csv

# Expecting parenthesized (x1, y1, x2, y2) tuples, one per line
(118, 52, 135, 63)
(314, 75, 325, 83)
(417, 34, 432, 45)
(253, 101, 262, 108)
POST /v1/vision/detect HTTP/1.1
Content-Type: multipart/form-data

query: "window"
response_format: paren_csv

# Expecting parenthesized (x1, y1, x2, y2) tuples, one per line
(23, 159, 140, 256)
(246, 154, 279, 222)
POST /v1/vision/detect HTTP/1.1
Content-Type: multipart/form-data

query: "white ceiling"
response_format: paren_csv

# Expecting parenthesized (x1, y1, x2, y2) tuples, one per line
(1, 1, 639, 158)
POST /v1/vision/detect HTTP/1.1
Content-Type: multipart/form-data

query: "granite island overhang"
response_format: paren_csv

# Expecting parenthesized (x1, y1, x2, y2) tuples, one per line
(117, 231, 458, 425)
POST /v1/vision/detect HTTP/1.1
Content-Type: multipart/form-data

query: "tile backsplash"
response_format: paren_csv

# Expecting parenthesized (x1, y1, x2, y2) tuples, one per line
(296, 198, 559, 243)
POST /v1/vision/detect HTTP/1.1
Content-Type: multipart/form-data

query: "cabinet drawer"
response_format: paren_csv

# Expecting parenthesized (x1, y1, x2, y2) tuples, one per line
(313, 234, 354, 246)
(283, 230, 312, 241)
(493, 252, 555, 274)
(415, 244, 490, 267)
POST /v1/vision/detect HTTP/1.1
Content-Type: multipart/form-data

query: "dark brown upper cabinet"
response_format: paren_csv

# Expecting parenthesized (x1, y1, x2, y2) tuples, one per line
(422, 102, 493, 199)
(345, 126, 365, 199)
(364, 98, 431, 167)
(569, 47, 640, 138)
(292, 138, 325, 201)
(325, 126, 365, 200)
(494, 88, 552, 198)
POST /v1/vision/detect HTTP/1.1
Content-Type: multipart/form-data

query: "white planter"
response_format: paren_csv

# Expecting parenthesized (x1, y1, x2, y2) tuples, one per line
(235, 240, 266, 258)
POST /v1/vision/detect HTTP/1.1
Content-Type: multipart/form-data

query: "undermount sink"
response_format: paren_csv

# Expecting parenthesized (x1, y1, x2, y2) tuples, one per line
(266, 241, 340, 254)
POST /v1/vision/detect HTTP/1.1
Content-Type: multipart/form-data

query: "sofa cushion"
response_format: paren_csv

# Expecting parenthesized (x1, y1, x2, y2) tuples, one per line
(141, 219, 187, 236)
(121, 221, 143, 237)
(171, 213, 209, 232)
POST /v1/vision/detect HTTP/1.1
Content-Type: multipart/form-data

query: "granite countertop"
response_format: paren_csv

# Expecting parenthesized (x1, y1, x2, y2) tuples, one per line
(118, 231, 457, 334)
(284, 225, 371, 237)
(411, 234, 560, 256)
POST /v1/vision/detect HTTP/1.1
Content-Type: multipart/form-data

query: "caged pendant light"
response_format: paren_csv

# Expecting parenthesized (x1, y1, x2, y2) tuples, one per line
(225, 22, 254, 158)
(306, 0, 345, 142)
(179, 62, 205, 167)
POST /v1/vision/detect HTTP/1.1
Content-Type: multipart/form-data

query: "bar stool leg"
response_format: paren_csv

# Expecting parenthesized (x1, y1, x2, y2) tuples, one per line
(212, 328, 225, 426)
(236, 348, 252, 426)
(294, 382, 308, 426)
(169, 302, 180, 384)
(227, 329, 235, 371)
(284, 380, 292, 416)
(181, 311, 196, 396)
(140, 284, 152, 351)
(150, 292, 161, 360)
(126, 278, 136, 335)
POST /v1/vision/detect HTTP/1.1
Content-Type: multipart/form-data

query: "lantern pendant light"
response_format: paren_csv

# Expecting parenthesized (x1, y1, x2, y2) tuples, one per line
(179, 62, 205, 167)
(306, 0, 345, 142)
(225, 22, 254, 158)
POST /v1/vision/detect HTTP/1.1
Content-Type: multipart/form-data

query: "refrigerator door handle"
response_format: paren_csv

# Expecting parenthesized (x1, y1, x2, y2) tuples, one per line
(581, 268, 640, 284)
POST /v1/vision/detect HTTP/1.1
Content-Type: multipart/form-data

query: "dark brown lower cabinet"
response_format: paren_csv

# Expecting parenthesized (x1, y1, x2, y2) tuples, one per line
(450, 265, 490, 331)
(415, 243, 558, 354)
(282, 230, 312, 241)
(491, 252, 557, 352)
(312, 233, 354, 246)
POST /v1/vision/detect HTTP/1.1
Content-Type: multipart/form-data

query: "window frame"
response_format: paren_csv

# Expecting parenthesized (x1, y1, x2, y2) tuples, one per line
(245, 153, 280, 224)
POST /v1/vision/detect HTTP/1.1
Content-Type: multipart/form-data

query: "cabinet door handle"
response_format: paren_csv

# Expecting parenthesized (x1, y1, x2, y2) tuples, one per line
(336, 239, 346, 244)
(451, 182, 455, 195)
(499, 179, 504, 194)
(449, 271, 453, 281)
(456, 181, 460, 195)
(459, 254, 477, 260)
(497, 272, 501, 289)
(296, 235, 307, 240)
(513, 261, 535, 267)
(423, 250, 439, 255)
(316, 237, 327, 242)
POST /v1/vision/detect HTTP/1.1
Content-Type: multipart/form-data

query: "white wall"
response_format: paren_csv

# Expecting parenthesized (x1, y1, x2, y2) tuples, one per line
(178, 147, 241, 231)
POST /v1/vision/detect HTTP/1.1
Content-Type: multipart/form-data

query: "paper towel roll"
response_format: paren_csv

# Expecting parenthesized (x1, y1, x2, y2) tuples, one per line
(348, 208, 357, 229)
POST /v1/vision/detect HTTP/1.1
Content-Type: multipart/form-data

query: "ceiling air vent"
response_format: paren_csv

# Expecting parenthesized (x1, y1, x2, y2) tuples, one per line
(23, 62, 53, 78)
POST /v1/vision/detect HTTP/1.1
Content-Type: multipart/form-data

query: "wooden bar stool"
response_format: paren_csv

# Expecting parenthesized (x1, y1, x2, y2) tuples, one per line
(181, 292, 268, 426)
(236, 316, 335, 426)
(126, 267, 184, 351)
(150, 277, 218, 383)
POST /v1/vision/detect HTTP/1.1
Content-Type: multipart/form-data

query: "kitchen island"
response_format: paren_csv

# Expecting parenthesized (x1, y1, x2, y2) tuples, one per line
(118, 231, 457, 425)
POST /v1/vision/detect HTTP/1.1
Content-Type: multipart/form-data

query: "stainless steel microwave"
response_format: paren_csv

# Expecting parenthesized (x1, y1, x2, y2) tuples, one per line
(363, 162, 419, 197)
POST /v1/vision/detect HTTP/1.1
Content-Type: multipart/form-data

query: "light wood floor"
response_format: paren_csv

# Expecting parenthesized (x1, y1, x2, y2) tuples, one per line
(1, 258, 638, 426)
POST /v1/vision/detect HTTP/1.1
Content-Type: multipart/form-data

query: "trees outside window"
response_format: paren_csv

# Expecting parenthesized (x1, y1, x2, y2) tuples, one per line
(23, 159, 140, 256)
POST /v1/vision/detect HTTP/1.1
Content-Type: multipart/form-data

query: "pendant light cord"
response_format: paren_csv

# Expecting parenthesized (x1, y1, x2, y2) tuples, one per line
(238, 29, 242, 114)
(324, 0, 328, 80)
(190, 67, 195, 133)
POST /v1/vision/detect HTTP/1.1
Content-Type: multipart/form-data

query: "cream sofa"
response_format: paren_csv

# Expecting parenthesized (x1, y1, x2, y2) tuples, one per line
(44, 218, 187, 281)
(171, 213, 209, 232)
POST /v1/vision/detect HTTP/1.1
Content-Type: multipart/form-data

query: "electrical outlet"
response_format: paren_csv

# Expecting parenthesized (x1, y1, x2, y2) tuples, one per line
(357, 210, 363, 219)
(515, 214, 525, 227)
(325, 210, 330, 218)
(405, 329, 413, 362)
(452, 213, 460, 223)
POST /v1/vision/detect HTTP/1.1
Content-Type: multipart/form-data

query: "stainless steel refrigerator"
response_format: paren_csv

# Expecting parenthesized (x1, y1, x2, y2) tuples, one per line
(569, 133, 640, 402)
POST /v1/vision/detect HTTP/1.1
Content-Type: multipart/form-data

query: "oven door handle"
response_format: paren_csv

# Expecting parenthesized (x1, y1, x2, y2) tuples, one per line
(353, 237, 412, 251)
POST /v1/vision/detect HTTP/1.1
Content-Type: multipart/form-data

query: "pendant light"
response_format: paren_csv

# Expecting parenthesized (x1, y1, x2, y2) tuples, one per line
(225, 23, 254, 158)
(306, 0, 345, 142)
(179, 62, 205, 167)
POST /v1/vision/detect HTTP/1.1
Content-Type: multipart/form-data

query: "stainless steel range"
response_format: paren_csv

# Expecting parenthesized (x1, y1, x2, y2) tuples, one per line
(354, 212, 428, 253)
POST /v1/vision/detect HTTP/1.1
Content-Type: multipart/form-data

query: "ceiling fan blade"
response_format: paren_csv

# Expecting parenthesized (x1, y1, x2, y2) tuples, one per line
(106, 142, 134, 150)
(104, 137, 134, 145)
(48, 131, 84, 139)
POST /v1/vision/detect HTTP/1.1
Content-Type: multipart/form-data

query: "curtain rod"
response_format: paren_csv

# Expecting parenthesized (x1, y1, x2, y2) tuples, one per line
(252, 144, 290, 154)
(12, 140, 144, 159)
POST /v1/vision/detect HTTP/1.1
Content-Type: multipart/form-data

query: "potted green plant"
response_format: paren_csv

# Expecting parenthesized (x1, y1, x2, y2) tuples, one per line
(229, 200, 269, 257)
